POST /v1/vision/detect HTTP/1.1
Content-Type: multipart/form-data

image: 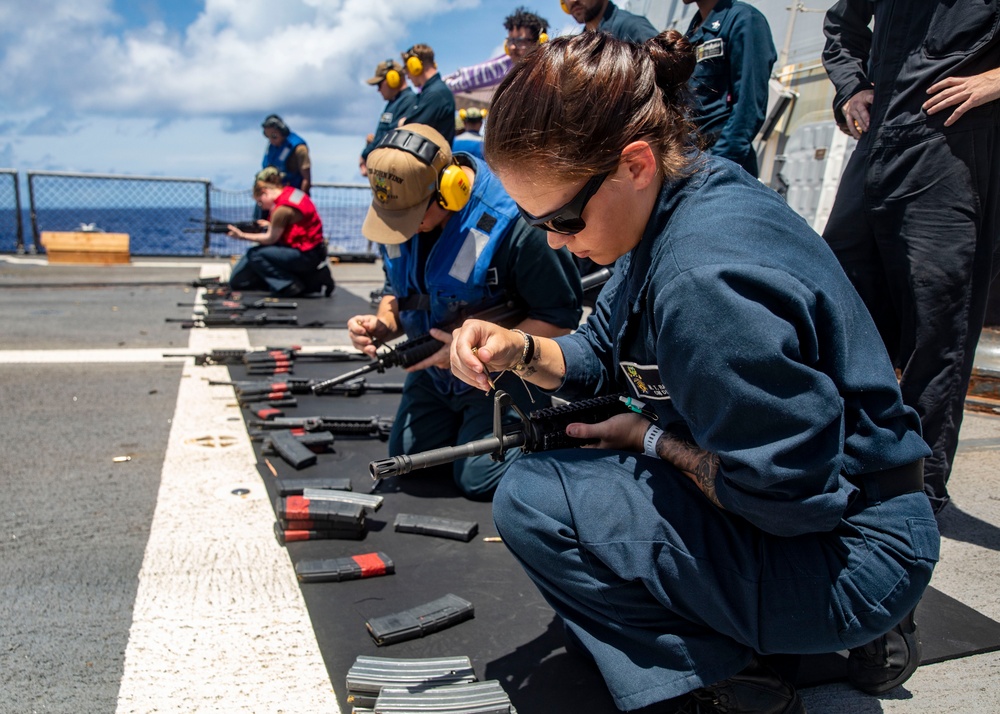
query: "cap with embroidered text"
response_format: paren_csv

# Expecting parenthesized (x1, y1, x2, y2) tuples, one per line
(362, 124, 452, 245)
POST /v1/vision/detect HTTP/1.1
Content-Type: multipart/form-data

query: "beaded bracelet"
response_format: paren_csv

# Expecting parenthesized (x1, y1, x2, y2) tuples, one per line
(510, 329, 535, 372)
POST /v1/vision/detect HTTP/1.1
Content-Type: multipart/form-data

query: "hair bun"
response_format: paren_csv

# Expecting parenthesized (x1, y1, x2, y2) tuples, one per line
(646, 30, 695, 95)
(255, 166, 284, 186)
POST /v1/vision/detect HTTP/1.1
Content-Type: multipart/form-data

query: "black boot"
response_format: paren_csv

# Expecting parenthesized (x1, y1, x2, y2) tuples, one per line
(678, 656, 805, 713)
(304, 264, 335, 297)
(847, 608, 921, 695)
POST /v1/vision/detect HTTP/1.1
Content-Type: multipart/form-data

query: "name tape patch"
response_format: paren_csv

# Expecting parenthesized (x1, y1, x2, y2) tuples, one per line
(696, 38, 725, 62)
(620, 361, 670, 400)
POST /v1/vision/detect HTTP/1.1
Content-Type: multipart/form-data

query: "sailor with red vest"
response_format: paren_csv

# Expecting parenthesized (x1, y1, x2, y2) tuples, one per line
(227, 167, 334, 297)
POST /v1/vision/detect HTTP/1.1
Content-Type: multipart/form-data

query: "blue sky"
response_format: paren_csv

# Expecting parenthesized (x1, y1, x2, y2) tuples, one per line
(0, 0, 588, 189)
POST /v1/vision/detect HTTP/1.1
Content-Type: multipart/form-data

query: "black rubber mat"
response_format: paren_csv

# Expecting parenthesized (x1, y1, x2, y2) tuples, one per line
(227, 357, 1000, 711)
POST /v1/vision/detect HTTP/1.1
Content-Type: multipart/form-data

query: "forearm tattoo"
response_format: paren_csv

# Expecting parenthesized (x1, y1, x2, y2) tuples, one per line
(654, 428, 723, 509)
(522, 339, 539, 377)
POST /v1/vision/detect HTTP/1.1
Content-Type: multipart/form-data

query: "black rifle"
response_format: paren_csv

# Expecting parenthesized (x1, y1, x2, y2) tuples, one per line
(248, 415, 394, 441)
(189, 218, 266, 234)
(166, 313, 299, 328)
(368, 391, 628, 483)
(311, 267, 613, 395)
(179, 298, 299, 312)
(164, 346, 295, 366)
(309, 378, 405, 398)
(210, 376, 315, 395)
(310, 300, 520, 393)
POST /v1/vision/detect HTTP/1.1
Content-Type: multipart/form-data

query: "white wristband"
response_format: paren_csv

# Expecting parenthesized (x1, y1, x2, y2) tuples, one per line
(643, 423, 664, 458)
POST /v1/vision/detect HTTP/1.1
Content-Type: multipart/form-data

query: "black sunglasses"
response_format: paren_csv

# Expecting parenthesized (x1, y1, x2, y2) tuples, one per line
(516, 171, 610, 235)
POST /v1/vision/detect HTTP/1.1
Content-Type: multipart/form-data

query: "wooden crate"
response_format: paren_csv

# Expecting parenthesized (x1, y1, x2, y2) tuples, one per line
(40, 231, 131, 265)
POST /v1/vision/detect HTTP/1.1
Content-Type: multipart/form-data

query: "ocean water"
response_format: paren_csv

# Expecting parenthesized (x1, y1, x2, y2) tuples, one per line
(0, 204, 371, 257)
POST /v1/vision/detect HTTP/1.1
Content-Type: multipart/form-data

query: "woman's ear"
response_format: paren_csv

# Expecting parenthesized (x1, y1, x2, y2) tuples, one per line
(620, 140, 658, 191)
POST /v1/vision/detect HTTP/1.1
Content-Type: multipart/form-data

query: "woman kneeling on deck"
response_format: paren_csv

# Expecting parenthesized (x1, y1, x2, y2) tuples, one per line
(227, 167, 334, 297)
(449, 30, 940, 714)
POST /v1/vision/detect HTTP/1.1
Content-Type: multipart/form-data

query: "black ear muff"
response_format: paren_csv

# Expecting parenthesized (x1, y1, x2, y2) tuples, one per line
(262, 114, 290, 137)
(382, 128, 470, 212)
(437, 164, 471, 212)
(405, 54, 424, 76)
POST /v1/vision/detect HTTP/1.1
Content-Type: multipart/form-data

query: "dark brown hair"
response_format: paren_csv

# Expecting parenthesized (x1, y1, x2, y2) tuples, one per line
(504, 6, 549, 41)
(484, 30, 696, 181)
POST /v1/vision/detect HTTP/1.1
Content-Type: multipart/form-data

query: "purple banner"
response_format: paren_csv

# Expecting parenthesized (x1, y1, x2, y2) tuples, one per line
(444, 55, 513, 94)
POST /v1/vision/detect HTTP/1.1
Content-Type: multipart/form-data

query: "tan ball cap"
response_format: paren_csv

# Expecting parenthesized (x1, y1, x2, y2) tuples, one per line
(362, 124, 452, 245)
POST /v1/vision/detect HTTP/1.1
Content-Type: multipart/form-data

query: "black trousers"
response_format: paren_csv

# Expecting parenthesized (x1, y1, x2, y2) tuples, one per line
(823, 109, 1000, 513)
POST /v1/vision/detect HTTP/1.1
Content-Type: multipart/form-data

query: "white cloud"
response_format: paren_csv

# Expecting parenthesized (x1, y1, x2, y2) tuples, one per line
(0, 0, 480, 133)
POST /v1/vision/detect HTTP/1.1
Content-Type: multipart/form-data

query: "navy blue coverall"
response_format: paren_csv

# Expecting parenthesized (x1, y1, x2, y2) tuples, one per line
(685, 0, 776, 176)
(492, 155, 939, 711)
(822, 0, 1000, 514)
(362, 88, 418, 161)
(598, 1, 658, 43)
(401, 73, 457, 146)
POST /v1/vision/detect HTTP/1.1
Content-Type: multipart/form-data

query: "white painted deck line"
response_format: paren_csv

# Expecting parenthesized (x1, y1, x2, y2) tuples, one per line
(114, 359, 339, 713)
(114, 272, 340, 712)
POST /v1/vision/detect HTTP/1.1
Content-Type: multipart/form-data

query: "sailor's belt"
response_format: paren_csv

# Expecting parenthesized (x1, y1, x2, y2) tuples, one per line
(846, 459, 924, 502)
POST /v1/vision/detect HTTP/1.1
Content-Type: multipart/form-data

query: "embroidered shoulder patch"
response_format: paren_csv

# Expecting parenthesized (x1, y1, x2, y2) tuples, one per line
(619, 361, 670, 400)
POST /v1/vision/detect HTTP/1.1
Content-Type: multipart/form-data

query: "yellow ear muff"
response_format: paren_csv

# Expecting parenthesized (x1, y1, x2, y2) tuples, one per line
(405, 54, 424, 76)
(385, 67, 401, 89)
(437, 164, 471, 212)
(504, 40, 511, 56)
(459, 108, 468, 121)
(539, 32, 549, 43)
(560, 1, 570, 14)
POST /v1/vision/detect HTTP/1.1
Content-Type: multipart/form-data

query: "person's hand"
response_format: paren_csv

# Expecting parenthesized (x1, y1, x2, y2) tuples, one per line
(347, 314, 389, 358)
(450, 319, 525, 392)
(226, 224, 247, 239)
(404, 327, 452, 372)
(359, 157, 369, 178)
(924, 67, 1000, 127)
(565, 412, 650, 452)
(841, 88, 874, 139)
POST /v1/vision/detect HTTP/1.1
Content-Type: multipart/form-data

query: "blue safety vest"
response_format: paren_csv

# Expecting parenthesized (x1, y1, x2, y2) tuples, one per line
(452, 131, 484, 160)
(262, 132, 307, 188)
(383, 155, 517, 392)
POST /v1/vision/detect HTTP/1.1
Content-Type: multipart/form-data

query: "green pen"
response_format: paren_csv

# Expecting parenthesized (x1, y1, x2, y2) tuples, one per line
(620, 395, 659, 421)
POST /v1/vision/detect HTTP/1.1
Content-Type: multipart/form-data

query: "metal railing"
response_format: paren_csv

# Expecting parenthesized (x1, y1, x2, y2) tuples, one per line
(10, 170, 374, 258)
(0, 170, 24, 253)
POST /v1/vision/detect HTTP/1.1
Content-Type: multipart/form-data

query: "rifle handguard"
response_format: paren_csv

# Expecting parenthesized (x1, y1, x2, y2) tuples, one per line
(368, 392, 630, 480)
(311, 335, 444, 394)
